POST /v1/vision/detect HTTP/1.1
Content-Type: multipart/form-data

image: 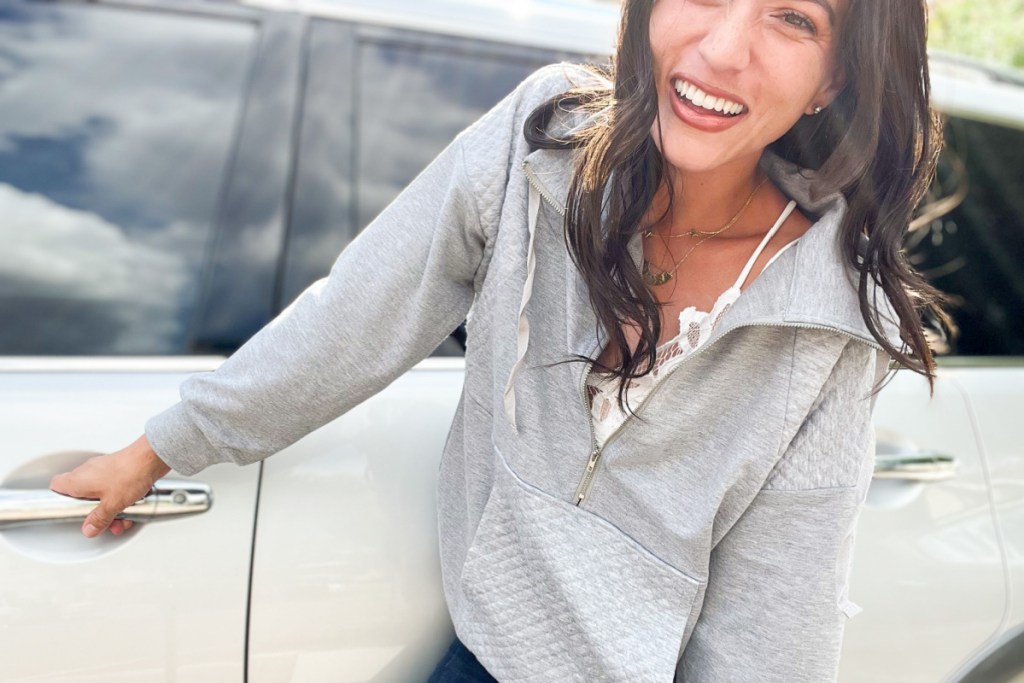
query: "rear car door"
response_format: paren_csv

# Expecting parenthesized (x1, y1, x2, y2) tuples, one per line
(904, 73, 1024, 682)
(0, 2, 288, 680)
(839, 62, 1024, 682)
(245, 17, 590, 681)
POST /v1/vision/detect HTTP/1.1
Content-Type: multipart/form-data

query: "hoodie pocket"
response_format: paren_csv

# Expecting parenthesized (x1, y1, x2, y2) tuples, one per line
(455, 448, 703, 683)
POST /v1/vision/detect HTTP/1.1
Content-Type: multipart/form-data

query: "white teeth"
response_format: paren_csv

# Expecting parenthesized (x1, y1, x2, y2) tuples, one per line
(673, 79, 745, 116)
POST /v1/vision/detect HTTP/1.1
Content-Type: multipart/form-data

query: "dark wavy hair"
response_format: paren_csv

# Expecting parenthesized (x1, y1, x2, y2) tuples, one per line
(524, 0, 957, 414)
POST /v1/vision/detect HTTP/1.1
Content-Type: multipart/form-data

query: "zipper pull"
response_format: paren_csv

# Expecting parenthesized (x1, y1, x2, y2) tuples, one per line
(573, 448, 602, 506)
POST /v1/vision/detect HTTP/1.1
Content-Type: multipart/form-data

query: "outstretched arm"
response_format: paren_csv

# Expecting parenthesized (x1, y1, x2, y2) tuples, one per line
(49, 63, 582, 536)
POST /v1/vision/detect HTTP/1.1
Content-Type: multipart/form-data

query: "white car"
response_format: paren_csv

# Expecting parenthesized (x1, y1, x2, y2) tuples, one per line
(0, 1, 1021, 681)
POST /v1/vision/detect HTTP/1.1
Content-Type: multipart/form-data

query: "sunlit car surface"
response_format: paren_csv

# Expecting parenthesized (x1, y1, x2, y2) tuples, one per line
(1, 1, 1022, 681)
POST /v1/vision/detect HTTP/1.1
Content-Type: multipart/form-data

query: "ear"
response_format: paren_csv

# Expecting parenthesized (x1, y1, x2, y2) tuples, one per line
(806, 63, 847, 115)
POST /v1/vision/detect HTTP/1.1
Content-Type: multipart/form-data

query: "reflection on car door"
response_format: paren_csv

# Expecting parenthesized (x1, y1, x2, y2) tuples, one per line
(0, 3, 264, 680)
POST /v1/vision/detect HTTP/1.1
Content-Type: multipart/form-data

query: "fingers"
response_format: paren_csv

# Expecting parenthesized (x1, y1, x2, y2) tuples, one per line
(51, 448, 157, 538)
(83, 501, 122, 538)
(49, 470, 97, 500)
(109, 519, 134, 535)
(48, 472, 67, 496)
(52, 468, 134, 536)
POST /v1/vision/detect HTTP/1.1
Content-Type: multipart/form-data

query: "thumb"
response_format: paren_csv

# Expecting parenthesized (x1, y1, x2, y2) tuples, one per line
(83, 501, 122, 538)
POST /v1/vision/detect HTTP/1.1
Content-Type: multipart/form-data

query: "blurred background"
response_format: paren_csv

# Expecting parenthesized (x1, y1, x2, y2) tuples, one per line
(929, 0, 1024, 70)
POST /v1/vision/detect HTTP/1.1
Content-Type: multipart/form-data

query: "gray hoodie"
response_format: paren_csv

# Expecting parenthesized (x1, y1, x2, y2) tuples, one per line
(146, 63, 903, 682)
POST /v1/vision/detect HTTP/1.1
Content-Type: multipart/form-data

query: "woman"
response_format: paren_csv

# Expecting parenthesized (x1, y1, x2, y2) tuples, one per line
(51, 0, 954, 680)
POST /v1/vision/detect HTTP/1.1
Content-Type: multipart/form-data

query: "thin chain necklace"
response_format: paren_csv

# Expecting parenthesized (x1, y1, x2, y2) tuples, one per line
(641, 175, 769, 287)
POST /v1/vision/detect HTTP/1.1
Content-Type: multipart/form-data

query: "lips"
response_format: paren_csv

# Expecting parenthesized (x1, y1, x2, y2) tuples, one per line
(673, 79, 746, 116)
(665, 74, 749, 133)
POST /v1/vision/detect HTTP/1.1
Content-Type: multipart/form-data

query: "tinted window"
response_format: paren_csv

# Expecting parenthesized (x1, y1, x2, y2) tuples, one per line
(282, 22, 585, 355)
(0, 2, 255, 354)
(355, 37, 559, 230)
(913, 117, 1024, 356)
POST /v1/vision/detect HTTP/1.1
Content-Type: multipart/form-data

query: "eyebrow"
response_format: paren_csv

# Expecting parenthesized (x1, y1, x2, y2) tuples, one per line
(796, 0, 837, 27)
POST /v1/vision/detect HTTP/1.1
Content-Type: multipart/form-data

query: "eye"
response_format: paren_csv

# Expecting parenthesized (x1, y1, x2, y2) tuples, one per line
(779, 10, 817, 34)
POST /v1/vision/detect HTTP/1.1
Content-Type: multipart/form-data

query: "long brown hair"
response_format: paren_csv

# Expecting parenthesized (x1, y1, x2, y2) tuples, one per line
(524, 0, 957, 414)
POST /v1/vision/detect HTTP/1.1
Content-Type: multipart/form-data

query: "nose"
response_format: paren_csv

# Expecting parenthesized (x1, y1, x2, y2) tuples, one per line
(697, 5, 753, 72)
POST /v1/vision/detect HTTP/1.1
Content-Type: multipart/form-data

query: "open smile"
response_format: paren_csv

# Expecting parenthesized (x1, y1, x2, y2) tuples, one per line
(667, 75, 749, 133)
(672, 78, 747, 117)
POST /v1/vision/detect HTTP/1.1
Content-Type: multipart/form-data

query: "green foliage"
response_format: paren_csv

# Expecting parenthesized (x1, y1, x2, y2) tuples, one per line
(929, 0, 1024, 70)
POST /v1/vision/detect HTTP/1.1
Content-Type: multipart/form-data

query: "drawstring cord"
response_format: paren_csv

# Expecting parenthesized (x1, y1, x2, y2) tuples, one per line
(502, 182, 542, 432)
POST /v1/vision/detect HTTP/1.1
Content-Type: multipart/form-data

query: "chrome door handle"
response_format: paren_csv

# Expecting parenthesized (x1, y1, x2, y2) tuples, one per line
(873, 452, 958, 483)
(0, 479, 213, 530)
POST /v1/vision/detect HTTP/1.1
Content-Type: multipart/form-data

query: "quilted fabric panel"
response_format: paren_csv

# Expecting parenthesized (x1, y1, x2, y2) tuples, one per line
(764, 339, 877, 491)
(455, 451, 703, 682)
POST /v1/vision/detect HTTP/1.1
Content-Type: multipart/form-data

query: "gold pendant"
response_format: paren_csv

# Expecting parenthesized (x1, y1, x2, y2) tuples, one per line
(642, 261, 672, 286)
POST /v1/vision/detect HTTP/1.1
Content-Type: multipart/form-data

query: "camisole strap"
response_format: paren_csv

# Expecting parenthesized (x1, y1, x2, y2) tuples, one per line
(731, 199, 798, 290)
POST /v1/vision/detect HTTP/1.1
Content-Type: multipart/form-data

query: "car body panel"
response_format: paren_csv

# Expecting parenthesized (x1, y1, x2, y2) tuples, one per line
(0, 360, 258, 683)
(248, 360, 464, 682)
(954, 369, 1024, 632)
(839, 369, 1005, 682)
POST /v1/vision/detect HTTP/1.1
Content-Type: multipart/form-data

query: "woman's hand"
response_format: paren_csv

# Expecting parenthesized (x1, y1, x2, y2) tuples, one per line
(49, 435, 173, 538)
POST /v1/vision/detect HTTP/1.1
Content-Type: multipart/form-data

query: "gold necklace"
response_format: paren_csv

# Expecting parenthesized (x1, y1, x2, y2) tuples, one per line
(642, 234, 715, 286)
(641, 175, 769, 240)
(641, 175, 768, 287)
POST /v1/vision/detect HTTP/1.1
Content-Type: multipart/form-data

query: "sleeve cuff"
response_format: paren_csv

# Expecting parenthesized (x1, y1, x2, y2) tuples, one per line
(144, 402, 235, 477)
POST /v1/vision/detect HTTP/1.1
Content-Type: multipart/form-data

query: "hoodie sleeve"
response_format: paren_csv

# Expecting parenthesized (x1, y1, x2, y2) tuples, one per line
(676, 342, 888, 683)
(144, 63, 578, 477)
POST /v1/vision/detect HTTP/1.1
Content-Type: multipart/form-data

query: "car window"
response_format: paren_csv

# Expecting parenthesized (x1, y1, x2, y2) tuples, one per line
(913, 116, 1024, 356)
(0, 1, 256, 354)
(281, 20, 586, 355)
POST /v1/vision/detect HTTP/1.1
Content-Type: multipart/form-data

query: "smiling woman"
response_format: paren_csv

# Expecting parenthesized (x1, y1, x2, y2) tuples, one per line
(48, 0, 955, 681)
(649, 0, 845, 164)
(526, 0, 953, 415)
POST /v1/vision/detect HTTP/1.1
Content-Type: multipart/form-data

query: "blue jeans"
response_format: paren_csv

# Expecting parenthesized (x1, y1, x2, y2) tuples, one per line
(426, 636, 499, 682)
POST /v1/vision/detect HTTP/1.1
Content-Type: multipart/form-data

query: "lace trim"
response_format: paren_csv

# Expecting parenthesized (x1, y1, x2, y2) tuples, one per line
(585, 292, 732, 446)
(585, 222, 801, 447)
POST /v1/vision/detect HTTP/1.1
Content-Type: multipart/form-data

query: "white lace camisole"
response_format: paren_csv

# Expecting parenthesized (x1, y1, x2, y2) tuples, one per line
(586, 199, 800, 447)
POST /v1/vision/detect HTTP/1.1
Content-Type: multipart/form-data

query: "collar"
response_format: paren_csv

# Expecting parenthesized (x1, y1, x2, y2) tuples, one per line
(520, 146, 904, 355)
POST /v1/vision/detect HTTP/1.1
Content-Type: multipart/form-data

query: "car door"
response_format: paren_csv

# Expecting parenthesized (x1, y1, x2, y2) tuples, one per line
(0, 2, 284, 680)
(906, 89, 1024, 682)
(839, 371, 1004, 683)
(839, 63, 1024, 683)
(244, 18, 588, 682)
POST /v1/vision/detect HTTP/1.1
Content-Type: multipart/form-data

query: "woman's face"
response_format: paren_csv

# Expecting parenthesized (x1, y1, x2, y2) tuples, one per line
(648, 0, 847, 176)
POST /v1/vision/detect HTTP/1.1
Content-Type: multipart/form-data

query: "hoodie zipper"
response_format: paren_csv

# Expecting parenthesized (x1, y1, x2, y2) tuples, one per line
(574, 357, 601, 504)
(521, 157, 887, 507)
(522, 159, 567, 217)
(571, 321, 884, 506)
(522, 159, 603, 504)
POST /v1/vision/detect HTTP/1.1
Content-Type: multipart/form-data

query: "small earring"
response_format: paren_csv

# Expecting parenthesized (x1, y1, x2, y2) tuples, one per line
(811, 105, 823, 115)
